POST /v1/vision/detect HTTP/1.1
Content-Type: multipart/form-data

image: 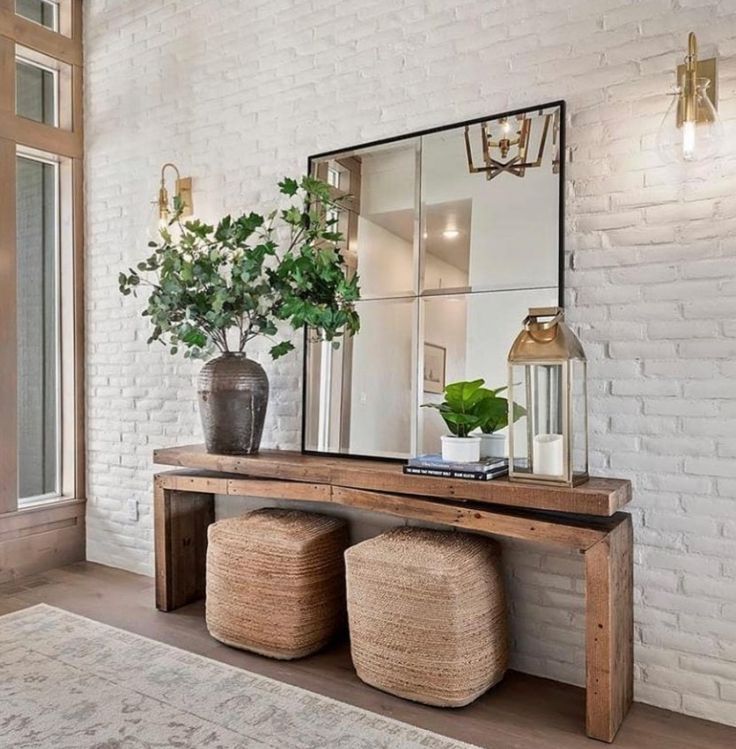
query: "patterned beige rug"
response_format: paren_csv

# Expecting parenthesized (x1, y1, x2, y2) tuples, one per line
(0, 604, 479, 748)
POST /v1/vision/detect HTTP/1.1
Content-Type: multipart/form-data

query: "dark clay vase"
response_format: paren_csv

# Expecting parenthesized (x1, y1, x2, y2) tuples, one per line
(197, 353, 269, 455)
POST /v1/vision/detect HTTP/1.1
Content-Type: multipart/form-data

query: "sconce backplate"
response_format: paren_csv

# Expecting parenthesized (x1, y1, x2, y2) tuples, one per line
(175, 176, 193, 217)
(676, 56, 717, 126)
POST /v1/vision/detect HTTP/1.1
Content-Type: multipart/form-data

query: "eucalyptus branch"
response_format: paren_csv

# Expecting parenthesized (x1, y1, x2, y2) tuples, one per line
(237, 314, 244, 351)
(196, 318, 229, 352)
(286, 223, 308, 254)
(238, 312, 254, 352)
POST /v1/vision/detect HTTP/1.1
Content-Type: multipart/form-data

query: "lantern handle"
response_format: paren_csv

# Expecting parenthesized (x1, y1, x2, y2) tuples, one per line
(523, 307, 564, 341)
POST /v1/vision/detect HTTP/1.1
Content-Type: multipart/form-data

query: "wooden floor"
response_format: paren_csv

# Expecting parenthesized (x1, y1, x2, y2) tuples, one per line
(1, 562, 735, 749)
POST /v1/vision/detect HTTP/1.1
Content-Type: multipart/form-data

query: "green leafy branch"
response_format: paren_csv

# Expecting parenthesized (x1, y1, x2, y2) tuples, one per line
(119, 176, 361, 360)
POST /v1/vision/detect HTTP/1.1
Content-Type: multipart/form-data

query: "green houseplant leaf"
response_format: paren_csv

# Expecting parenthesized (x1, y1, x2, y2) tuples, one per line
(476, 385, 526, 434)
(422, 379, 488, 438)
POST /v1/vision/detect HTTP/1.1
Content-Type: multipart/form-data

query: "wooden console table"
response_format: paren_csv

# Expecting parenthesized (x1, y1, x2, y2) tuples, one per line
(153, 444, 633, 743)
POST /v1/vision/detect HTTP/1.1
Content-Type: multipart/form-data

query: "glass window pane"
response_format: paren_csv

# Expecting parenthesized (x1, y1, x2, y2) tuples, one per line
(17, 155, 59, 500)
(16, 60, 57, 125)
(15, 0, 58, 30)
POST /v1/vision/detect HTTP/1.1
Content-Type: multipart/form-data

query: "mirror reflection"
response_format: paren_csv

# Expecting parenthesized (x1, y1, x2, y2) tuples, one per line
(421, 107, 561, 293)
(419, 288, 558, 456)
(304, 103, 563, 460)
(312, 139, 419, 299)
(304, 298, 416, 459)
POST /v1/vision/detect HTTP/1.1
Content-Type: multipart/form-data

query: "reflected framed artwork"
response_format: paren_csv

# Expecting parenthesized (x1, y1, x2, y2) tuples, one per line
(423, 343, 446, 394)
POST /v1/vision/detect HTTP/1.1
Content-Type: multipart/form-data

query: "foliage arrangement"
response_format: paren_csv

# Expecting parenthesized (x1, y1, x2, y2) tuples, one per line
(119, 176, 360, 360)
(422, 378, 525, 438)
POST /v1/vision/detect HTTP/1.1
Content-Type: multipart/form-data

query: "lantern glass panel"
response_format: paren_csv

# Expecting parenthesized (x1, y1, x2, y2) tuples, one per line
(571, 358, 588, 480)
(509, 362, 566, 480)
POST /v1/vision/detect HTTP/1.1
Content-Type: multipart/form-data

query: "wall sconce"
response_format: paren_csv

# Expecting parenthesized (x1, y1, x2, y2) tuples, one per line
(657, 32, 723, 163)
(155, 162, 193, 227)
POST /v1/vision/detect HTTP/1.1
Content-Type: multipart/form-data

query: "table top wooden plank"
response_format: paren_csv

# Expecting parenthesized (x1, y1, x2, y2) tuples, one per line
(154, 445, 631, 517)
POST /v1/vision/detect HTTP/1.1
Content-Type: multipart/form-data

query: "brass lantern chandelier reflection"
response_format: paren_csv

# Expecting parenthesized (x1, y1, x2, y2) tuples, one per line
(464, 109, 560, 181)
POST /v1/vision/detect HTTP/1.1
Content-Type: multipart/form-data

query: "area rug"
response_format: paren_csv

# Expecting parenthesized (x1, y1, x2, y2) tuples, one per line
(0, 604, 479, 748)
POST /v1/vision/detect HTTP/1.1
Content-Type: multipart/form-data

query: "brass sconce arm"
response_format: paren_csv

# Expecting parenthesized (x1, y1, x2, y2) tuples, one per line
(682, 32, 698, 125)
(155, 162, 193, 223)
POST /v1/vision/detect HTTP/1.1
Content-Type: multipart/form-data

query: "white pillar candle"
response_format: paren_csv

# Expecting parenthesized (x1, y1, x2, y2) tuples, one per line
(533, 433, 564, 476)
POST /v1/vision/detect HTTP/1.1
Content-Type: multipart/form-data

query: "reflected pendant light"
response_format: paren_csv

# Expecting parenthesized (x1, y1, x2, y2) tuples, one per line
(464, 109, 560, 181)
(656, 32, 723, 164)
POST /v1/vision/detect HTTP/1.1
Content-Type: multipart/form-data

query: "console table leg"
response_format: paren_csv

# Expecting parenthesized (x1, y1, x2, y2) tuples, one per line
(154, 480, 215, 612)
(584, 515, 633, 742)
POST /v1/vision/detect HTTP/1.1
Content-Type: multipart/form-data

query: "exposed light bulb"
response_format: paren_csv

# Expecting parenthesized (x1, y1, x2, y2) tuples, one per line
(682, 120, 696, 160)
(158, 205, 170, 232)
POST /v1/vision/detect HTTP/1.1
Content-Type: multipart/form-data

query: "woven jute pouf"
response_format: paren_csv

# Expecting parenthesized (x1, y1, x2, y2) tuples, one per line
(345, 527, 508, 707)
(206, 508, 348, 659)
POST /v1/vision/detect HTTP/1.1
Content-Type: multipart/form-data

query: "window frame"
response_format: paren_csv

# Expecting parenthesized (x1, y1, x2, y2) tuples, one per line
(0, 0, 83, 513)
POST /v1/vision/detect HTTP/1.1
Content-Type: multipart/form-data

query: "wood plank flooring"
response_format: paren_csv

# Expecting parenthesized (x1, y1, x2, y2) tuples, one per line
(1, 561, 735, 749)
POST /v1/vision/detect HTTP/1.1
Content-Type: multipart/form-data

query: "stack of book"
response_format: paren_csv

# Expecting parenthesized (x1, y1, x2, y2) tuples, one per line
(403, 454, 508, 481)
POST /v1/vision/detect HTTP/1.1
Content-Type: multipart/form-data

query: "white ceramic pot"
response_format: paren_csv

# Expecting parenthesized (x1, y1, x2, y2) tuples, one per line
(441, 435, 481, 463)
(479, 432, 506, 459)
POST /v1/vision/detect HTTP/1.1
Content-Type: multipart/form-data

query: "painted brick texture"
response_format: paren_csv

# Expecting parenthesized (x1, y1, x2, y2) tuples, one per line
(84, 0, 736, 727)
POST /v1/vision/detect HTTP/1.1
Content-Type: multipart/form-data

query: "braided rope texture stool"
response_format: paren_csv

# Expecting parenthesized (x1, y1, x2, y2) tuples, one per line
(346, 527, 508, 707)
(206, 508, 349, 659)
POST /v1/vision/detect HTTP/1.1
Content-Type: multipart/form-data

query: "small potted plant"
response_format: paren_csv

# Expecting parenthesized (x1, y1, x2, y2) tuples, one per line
(119, 175, 360, 455)
(421, 379, 490, 462)
(475, 385, 526, 459)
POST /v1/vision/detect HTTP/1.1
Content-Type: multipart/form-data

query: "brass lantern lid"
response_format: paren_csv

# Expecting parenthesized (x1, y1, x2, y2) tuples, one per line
(508, 307, 586, 362)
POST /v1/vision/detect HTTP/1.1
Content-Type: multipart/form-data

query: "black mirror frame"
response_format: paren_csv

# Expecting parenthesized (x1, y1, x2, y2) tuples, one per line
(301, 99, 566, 462)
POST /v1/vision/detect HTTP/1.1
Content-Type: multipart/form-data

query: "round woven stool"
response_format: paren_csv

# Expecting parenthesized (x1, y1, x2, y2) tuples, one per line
(206, 508, 348, 659)
(345, 527, 507, 707)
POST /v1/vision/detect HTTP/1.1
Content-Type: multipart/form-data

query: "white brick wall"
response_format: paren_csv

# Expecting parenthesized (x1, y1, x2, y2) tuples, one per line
(84, 0, 736, 727)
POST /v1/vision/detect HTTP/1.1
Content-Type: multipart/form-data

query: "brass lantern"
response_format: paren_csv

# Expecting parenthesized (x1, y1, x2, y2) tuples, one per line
(507, 307, 588, 487)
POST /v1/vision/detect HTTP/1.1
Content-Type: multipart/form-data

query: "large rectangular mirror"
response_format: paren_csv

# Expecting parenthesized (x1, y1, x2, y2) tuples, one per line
(303, 101, 564, 460)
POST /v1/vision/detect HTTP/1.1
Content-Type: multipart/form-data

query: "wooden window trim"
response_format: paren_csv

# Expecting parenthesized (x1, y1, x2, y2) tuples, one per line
(0, 8, 81, 65)
(0, 137, 17, 513)
(0, 111, 82, 157)
(0, 0, 84, 514)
